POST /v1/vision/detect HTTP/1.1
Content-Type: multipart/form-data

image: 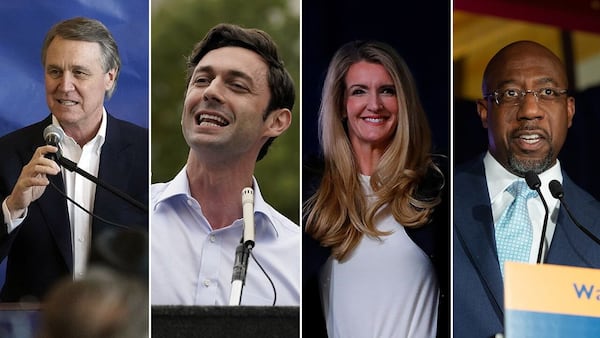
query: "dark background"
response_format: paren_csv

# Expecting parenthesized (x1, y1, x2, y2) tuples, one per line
(302, 0, 451, 162)
(454, 0, 600, 201)
(301, 1, 451, 337)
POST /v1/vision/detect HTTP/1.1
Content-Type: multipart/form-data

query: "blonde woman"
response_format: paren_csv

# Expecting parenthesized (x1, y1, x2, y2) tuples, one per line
(303, 40, 448, 338)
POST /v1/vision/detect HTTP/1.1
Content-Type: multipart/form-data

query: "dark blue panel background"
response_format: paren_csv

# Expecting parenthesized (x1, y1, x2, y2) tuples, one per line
(0, 0, 148, 308)
(0, 0, 149, 137)
(302, 0, 451, 160)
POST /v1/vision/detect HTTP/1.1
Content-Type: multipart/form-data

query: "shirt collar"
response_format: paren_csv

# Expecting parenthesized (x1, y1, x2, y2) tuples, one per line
(155, 166, 279, 238)
(483, 151, 563, 203)
(52, 108, 107, 153)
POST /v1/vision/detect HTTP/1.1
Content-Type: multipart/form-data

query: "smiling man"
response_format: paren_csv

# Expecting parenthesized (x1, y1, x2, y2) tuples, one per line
(151, 23, 300, 306)
(453, 40, 600, 338)
(0, 17, 148, 302)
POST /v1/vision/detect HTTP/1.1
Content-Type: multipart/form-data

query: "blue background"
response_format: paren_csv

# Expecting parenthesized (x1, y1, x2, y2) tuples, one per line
(0, 0, 149, 312)
(0, 0, 149, 137)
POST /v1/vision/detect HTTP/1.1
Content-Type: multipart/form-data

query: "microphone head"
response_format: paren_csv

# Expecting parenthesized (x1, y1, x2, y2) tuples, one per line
(524, 171, 541, 190)
(549, 180, 564, 199)
(241, 187, 254, 205)
(43, 125, 63, 146)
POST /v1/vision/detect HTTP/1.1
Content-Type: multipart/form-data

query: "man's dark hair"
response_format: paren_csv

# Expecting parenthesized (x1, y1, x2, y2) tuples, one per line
(186, 23, 295, 161)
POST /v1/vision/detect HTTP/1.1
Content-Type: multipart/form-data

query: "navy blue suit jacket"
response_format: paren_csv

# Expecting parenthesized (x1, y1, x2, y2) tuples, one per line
(453, 154, 600, 338)
(0, 114, 148, 302)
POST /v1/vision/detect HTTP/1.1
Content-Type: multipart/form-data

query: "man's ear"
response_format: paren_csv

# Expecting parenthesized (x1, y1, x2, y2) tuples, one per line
(264, 108, 292, 137)
(476, 99, 489, 129)
(104, 68, 117, 91)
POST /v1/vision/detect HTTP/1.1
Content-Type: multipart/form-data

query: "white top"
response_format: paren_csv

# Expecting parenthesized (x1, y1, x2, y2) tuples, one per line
(319, 175, 439, 338)
(483, 151, 561, 263)
(151, 167, 300, 305)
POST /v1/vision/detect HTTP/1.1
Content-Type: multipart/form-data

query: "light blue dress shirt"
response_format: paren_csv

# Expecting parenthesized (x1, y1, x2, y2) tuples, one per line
(151, 167, 300, 305)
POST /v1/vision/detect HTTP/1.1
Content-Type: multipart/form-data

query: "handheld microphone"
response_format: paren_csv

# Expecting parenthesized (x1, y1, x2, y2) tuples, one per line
(549, 180, 600, 245)
(242, 187, 255, 249)
(42, 125, 147, 213)
(43, 125, 63, 160)
(524, 171, 549, 264)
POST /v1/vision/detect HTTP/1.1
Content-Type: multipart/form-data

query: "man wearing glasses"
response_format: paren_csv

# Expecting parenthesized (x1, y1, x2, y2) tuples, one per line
(453, 40, 600, 338)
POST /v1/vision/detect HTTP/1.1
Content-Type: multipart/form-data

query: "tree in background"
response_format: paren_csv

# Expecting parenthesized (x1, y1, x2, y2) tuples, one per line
(151, 0, 300, 223)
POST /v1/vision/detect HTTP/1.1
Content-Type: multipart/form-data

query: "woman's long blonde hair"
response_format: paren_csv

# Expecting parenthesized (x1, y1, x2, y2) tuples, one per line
(304, 40, 443, 261)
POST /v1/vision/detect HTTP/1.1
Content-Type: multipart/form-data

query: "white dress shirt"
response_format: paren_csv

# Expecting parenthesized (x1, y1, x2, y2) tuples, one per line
(59, 113, 106, 279)
(483, 151, 561, 263)
(151, 167, 300, 305)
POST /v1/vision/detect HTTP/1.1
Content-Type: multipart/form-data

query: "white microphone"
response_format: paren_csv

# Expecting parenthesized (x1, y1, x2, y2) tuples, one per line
(228, 187, 255, 305)
(242, 187, 255, 249)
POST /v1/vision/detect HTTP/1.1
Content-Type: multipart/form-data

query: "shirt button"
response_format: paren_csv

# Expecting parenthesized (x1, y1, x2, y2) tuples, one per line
(203, 279, 211, 287)
(78, 237, 84, 242)
(209, 235, 216, 243)
(187, 199, 194, 206)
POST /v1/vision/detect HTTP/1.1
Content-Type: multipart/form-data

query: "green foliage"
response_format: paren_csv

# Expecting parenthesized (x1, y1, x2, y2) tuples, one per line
(151, 0, 300, 224)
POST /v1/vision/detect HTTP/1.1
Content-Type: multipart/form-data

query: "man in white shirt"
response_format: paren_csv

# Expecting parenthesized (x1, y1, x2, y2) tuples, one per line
(0, 17, 148, 302)
(151, 23, 299, 306)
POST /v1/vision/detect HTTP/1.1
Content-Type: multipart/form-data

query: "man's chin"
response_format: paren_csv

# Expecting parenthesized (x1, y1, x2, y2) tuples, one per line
(508, 153, 553, 176)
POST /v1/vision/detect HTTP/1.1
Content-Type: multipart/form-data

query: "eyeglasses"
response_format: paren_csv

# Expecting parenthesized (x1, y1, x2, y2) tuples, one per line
(483, 87, 568, 106)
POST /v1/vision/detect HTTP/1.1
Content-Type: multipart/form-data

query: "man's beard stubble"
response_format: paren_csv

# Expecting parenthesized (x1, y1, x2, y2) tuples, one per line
(507, 147, 554, 177)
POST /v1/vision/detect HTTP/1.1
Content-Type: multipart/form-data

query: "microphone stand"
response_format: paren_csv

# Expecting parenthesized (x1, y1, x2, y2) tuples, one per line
(550, 180, 600, 245)
(229, 240, 252, 305)
(55, 152, 148, 213)
(525, 171, 549, 264)
(536, 192, 549, 264)
(229, 188, 255, 305)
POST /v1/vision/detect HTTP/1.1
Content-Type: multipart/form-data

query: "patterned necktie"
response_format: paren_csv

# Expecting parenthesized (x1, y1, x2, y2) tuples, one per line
(495, 180, 538, 279)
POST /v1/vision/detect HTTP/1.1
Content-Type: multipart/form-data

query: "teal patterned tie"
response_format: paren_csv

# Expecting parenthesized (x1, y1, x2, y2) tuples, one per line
(495, 180, 537, 279)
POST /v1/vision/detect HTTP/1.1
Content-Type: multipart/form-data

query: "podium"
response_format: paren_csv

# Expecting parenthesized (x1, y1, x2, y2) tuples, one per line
(152, 305, 299, 338)
(0, 303, 41, 338)
(504, 262, 600, 338)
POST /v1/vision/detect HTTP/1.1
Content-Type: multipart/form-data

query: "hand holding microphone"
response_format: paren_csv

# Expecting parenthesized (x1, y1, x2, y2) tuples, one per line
(5, 126, 63, 218)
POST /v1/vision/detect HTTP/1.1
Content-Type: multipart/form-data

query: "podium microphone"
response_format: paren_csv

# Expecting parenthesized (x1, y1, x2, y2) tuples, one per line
(524, 171, 549, 264)
(229, 187, 255, 305)
(242, 187, 255, 249)
(549, 180, 600, 245)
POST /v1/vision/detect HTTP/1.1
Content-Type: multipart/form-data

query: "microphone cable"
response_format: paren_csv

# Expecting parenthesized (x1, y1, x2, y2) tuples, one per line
(49, 180, 138, 232)
(249, 249, 277, 306)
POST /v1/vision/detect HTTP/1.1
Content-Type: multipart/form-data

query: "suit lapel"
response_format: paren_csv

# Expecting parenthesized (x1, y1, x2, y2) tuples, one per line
(28, 117, 74, 271)
(546, 174, 600, 266)
(92, 116, 135, 235)
(38, 174, 73, 271)
(454, 159, 505, 318)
